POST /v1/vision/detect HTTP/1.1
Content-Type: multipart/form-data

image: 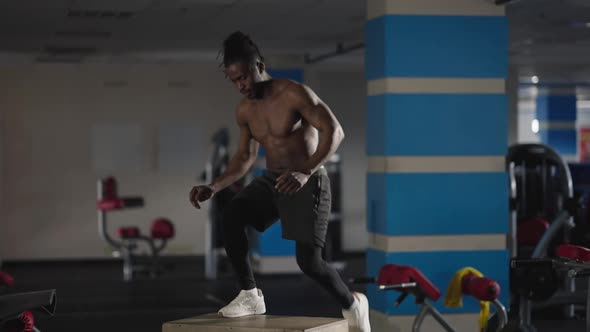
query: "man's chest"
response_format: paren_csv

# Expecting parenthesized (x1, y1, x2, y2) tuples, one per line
(247, 103, 302, 139)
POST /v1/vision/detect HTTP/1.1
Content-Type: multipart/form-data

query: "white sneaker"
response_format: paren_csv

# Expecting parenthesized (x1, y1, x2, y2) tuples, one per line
(218, 288, 266, 318)
(342, 292, 371, 332)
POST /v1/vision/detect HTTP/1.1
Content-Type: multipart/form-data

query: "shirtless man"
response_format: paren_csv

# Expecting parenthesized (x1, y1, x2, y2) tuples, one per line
(189, 31, 370, 332)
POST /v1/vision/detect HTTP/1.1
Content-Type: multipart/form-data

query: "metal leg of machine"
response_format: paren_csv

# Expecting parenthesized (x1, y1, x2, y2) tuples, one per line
(518, 296, 537, 332)
(418, 301, 456, 332)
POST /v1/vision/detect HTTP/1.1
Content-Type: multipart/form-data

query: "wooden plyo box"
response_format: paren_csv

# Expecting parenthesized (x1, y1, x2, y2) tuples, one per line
(163, 313, 349, 332)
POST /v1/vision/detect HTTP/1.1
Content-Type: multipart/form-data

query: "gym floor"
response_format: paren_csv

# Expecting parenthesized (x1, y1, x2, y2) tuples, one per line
(2, 254, 587, 332)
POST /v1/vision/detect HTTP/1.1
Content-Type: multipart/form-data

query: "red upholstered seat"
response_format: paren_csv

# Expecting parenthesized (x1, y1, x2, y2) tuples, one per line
(97, 177, 144, 211)
(0, 271, 14, 286)
(377, 264, 441, 301)
(3, 311, 35, 332)
(151, 218, 175, 240)
(19, 311, 35, 332)
(518, 217, 549, 246)
(557, 244, 590, 262)
(97, 197, 145, 211)
(101, 177, 118, 200)
(461, 273, 501, 301)
(117, 227, 141, 239)
(97, 199, 125, 211)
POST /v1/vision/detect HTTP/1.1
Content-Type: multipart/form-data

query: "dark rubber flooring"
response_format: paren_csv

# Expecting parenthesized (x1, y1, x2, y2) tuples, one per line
(1, 254, 588, 332)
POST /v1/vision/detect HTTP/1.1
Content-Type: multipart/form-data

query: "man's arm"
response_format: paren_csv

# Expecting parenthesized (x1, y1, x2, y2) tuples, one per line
(291, 84, 345, 174)
(209, 105, 259, 192)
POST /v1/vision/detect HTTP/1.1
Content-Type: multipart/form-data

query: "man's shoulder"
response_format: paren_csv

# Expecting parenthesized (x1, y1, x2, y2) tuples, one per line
(273, 79, 310, 100)
(274, 78, 304, 91)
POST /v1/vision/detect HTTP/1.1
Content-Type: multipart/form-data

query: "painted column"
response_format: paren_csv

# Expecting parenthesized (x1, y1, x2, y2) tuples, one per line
(365, 1, 509, 330)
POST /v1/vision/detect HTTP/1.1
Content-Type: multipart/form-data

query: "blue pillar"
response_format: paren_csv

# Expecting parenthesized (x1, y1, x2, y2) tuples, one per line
(365, 1, 509, 330)
(536, 85, 577, 159)
(249, 68, 303, 274)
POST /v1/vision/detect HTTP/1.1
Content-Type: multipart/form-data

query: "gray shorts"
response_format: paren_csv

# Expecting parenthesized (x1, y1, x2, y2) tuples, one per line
(230, 167, 331, 247)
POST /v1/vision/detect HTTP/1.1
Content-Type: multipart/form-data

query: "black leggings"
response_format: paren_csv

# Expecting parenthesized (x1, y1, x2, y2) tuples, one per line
(222, 209, 355, 309)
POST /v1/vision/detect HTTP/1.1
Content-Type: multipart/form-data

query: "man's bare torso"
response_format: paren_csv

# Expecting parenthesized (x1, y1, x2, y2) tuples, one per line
(240, 79, 318, 172)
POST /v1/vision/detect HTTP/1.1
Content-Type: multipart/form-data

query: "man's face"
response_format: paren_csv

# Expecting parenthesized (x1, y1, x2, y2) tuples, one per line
(224, 61, 260, 99)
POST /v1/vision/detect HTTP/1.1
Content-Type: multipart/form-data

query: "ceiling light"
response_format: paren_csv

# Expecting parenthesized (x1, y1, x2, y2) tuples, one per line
(531, 119, 539, 134)
(531, 76, 539, 84)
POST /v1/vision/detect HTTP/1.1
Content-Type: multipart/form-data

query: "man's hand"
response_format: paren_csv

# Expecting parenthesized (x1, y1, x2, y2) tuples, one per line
(189, 185, 215, 209)
(275, 172, 310, 194)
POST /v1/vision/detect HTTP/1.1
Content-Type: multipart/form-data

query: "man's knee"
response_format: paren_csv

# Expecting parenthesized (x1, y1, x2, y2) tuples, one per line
(296, 249, 323, 276)
(221, 200, 247, 234)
